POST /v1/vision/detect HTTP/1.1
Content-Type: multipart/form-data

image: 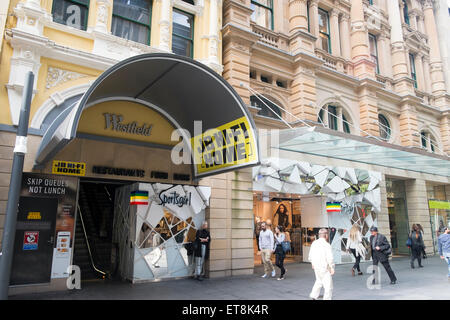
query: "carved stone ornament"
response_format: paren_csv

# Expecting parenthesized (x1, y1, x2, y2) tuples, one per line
(46, 67, 88, 90)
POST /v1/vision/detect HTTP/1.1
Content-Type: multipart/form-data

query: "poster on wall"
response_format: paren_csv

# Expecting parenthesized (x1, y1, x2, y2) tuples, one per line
(14, 173, 79, 282)
(272, 201, 293, 229)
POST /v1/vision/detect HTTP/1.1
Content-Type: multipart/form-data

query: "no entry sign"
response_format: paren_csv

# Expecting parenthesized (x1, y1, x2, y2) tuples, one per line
(23, 231, 39, 250)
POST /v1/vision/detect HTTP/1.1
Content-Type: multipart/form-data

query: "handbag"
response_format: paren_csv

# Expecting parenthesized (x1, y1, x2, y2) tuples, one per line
(281, 241, 291, 253)
(406, 237, 412, 247)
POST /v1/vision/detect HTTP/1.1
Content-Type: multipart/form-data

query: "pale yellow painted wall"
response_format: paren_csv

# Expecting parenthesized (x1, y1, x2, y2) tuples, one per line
(0, 0, 223, 127)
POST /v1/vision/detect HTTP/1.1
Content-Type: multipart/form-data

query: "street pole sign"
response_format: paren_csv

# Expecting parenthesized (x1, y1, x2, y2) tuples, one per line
(0, 71, 34, 300)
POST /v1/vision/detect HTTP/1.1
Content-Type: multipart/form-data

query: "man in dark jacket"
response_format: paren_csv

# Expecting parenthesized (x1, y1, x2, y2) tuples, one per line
(370, 226, 397, 285)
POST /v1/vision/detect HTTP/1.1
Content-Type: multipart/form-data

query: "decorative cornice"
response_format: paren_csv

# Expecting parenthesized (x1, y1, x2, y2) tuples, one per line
(45, 66, 89, 90)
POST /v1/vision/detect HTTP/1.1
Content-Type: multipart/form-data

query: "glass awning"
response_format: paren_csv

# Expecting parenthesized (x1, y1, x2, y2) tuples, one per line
(267, 126, 450, 177)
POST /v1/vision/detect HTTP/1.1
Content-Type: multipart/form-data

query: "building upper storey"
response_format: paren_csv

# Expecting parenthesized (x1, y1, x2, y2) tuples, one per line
(226, 0, 450, 109)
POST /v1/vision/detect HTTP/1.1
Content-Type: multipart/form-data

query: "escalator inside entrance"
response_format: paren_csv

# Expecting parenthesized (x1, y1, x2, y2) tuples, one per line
(74, 181, 123, 281)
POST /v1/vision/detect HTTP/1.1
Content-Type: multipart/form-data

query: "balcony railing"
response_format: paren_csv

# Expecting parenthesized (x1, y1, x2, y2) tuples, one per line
(251, 23, 289, 51)
(315, 49, 353, 76)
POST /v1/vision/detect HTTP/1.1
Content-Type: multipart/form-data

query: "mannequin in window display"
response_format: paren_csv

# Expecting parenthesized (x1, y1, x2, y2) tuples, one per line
(274, 204, 289, 230)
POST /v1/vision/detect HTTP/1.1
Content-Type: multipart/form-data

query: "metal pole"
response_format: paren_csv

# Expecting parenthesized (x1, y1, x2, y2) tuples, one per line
(0, 71, 34, 300)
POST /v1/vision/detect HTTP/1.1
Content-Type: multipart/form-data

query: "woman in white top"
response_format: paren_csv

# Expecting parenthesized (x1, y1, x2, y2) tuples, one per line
(274, 225, 286, 280)
(346, 224, 366, 276)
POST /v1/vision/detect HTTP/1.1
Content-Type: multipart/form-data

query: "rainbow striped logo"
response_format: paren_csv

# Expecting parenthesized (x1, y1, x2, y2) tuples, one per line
(130, 191, 149, 205)
(326, 202, 341, 213)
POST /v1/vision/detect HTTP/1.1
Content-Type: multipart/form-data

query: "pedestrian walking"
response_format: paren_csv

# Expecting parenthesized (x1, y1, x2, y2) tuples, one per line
(254, 216, 263, 251)
(258, 221, 276, 278)
(346, 224, 365, 276)
(308, 228, 335, 300)
(194, 221, 210, 281)
(409, 224, 425, 268)
(416, 224, 427, 259)
(274, 225, 286, 280)
(438, 227, 450, 280)
(370, 226, 397, 285)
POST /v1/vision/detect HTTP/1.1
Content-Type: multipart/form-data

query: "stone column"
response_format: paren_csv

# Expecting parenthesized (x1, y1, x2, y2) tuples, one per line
(440, 112, 450, 154)
(418, 14, 425, 34)
(405, 179, 434, 255)
(423, 56, 432, 93)
(415, 53, 425, 92)
(408, 11, 417, 30)
(309, 0, 319, 48)
(399, 103, 420, 147)
(423, 0, 446, 96)
(289, 0, 308, 33)
(93, 0, 112, 34)
(339, 13, 351, 60)
(378, 31, 393, 78)
(350, 0, 375, 78)
(290, 60, 320, 122)
(387, 0, 412, 94)
(208, 0, 220, 67)
(222, 1, 257, 105)
(330, 9, 341, 57)
(358, 85, 380, 137)
(336, 106, 343, 132)
(158, 0, 172, 52)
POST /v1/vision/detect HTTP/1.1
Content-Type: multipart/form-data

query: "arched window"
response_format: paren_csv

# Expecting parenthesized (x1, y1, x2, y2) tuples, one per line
(250, 95, 282, 119)
(378, 114, 391, 141)
(420, 130, 437, 153)
(318, 105, 351, 134)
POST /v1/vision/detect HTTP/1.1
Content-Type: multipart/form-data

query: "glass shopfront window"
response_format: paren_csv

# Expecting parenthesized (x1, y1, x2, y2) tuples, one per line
(427, 184, 450, 254)
(253, 193, 303, 264)
(111, 0, 152, 45)
(52, 0, 90, 31)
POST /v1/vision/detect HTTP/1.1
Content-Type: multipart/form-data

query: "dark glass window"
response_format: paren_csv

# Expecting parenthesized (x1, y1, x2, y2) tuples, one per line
(403, 0, 410, 25)
(409, 53, 417, 88)
(52, 0, 89, 31)
(318, 9, 331, 53)
(250, 0, 273, 30)
(250, 95, 282, 119)
(421, 131, 427, 148)
(327, 105, 338, 130)
(369, 34, 379, 74)
(111, 0, 152, 45)
(172, 9, 194, 57)
(378, 114, 391, 141)
(343, 114, 351, 134)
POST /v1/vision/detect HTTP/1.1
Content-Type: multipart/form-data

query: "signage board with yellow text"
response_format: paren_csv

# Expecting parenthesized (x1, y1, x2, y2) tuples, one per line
(52, 160, 86, 176)
(191, 116, 258, 176)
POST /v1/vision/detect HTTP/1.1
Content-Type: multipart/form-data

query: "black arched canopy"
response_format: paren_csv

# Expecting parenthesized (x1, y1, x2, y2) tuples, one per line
(35, 53, 259, 178)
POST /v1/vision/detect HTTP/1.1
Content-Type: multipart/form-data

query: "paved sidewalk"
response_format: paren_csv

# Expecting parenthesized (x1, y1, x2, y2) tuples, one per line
(10, 256, 450, 300)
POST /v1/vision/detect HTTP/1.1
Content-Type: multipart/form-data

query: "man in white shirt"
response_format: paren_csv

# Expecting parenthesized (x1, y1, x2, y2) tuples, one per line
(308, 228, 335, 300)
(258, 222, 276, 278)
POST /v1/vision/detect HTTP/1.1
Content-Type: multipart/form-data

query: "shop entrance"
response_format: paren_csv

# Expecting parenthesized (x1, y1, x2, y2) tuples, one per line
(386, 179, 410, 255)
(253, 192, 303, 265)
(74, 180, 125, 280)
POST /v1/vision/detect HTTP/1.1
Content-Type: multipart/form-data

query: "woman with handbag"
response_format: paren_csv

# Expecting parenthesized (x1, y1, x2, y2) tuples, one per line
(346, 224, 366, 276)
(417, 224, 427, 259)
(410, 224, 425, 269)
(274, 225, 286, 280)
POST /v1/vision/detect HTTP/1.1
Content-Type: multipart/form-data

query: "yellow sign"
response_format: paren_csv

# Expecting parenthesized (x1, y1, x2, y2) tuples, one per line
(77, 101, 177, 146)
(27, 212, 41, 220)
(52, 160, 86, 176)
(191, 116, 258, 176)
(429, 200, 450, 210)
